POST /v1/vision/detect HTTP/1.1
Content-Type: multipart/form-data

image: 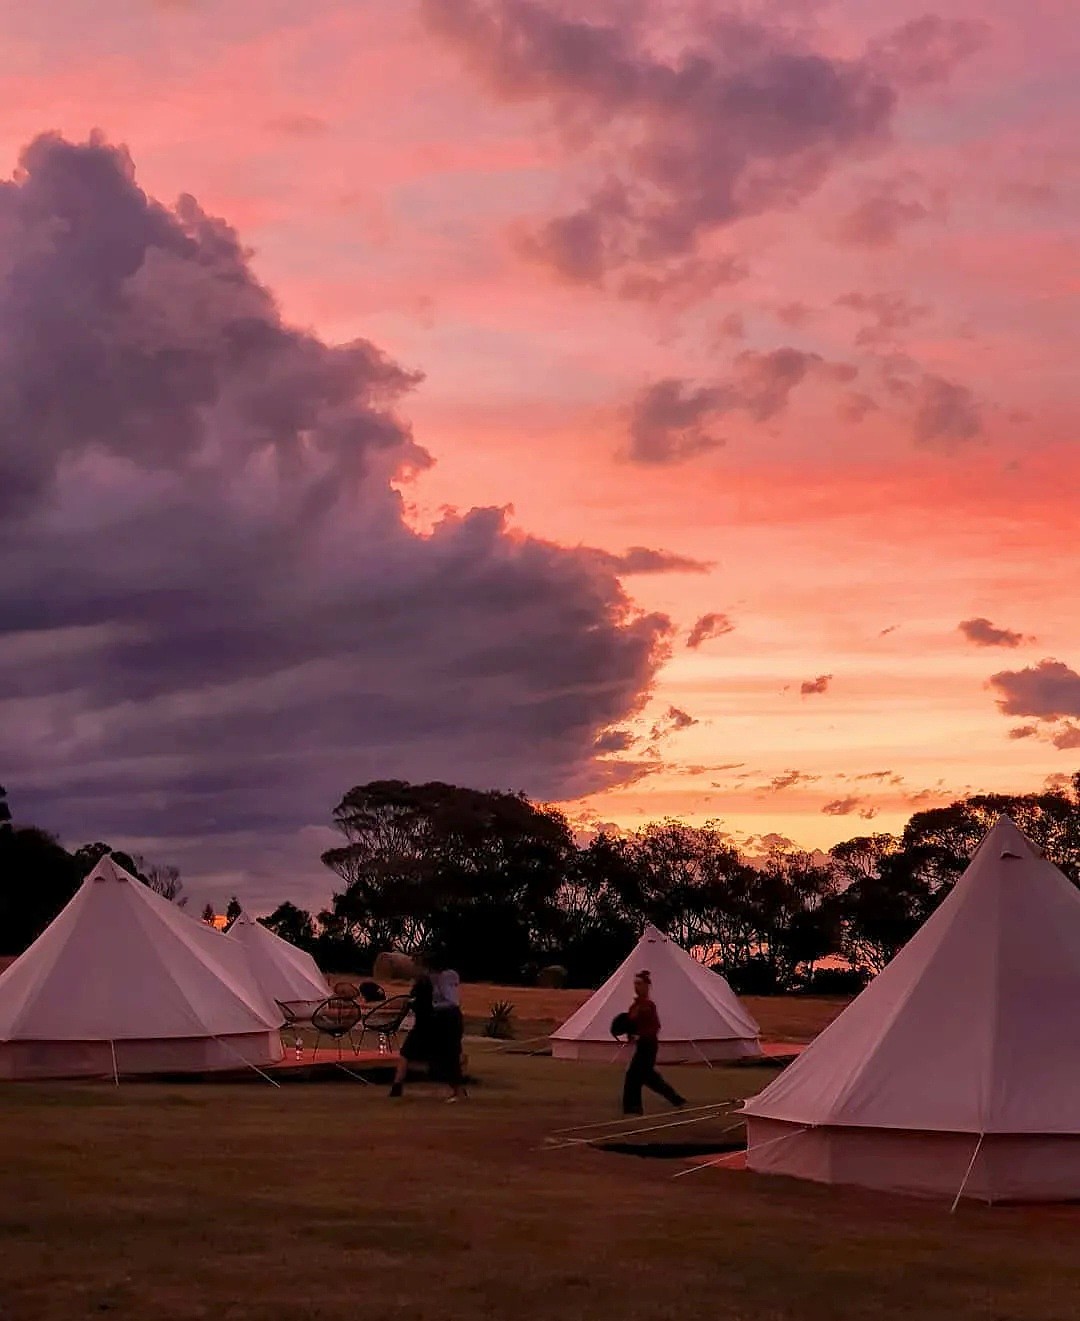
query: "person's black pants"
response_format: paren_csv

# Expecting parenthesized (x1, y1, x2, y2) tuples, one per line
(622, 1038, 684, 1114)
(430, 1007, 464, 1085)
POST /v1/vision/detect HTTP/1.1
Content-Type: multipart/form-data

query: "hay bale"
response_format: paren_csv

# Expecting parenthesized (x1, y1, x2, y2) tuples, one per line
(373, 950, 421, 983)
(537, 964, 568, 988)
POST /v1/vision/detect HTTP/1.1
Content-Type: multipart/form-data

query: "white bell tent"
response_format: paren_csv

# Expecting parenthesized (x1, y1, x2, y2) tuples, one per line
(551, 924, 762, 1063)
(0, 856, 285, 1080)
(743, 816, 1080, 1203)
(226, 909, 328, 1015)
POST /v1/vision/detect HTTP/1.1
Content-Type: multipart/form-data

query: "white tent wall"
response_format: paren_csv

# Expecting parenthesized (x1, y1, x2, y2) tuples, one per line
(553, 1035, 763, 1064)
(227, 911, 329, 1015)
(0, 857, 285, 1080)
(551, 924, 761, 1063)
(745, 1118, 1080, 1203)
(743, 817, 1080, 1202)
(0, 1031, 282, 1082)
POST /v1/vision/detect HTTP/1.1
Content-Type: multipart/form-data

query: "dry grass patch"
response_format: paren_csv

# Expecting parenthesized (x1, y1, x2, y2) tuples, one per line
(374, 983, 849, 1044)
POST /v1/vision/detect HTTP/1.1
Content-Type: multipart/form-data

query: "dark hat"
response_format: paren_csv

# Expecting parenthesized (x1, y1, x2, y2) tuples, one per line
(610, 1012, 636, 1040)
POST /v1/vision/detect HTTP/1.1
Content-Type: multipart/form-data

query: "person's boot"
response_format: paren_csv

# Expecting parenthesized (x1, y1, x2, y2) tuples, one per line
(389, 1081, 403, 1098)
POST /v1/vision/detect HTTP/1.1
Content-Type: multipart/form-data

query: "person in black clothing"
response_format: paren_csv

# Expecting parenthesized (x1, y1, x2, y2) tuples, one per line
(427, 952, 466, 1101)
(388, 971, 434, 1098)
(622, 970, 685, 1116)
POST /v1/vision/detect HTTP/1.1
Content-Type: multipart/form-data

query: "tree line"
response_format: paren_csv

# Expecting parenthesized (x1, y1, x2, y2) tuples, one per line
(0, 795, 197, 955)
(3, 775, 1079, 992)
(267, 773, 1080, 992)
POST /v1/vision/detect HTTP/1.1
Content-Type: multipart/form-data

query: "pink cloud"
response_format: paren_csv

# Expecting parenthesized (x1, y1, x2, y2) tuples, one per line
(423, 0, 982, 294)
(959, 617, 1031, 648)
(989, 660, 1080, 719)
(686, 613, 735, 650)
(822, 796, 863, 816)
(801, 674, 833, 696)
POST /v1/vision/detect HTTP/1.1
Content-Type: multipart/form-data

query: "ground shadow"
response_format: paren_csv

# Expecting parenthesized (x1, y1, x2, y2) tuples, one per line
(599, 1139, 745, 1160)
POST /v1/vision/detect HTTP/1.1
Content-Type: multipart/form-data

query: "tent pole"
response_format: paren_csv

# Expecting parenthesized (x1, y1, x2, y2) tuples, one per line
(950, 1133, 984, 1213)
(109, 1040, 120, 1087)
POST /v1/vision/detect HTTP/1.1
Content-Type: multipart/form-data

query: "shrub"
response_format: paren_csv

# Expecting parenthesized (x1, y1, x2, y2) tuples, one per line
(537, 964, 568, 988)
(724, 957, 780, 996)
(483, 1001, 515, 1040)
(800, 967, 868, 996)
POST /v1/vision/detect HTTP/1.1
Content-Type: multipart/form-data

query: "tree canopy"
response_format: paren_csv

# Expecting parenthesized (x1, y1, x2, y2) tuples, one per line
(311, 774, 1080, 988)
(3, 773, 1080, 987)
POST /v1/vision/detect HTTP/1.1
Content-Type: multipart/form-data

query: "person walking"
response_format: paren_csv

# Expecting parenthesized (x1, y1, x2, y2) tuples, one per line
(622, 970, 685, 1116)
(428, 952, 467, 1102)
(388, 968, 434, 1098)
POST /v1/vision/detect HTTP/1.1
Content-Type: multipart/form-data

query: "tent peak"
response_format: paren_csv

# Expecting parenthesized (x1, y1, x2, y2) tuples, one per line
(980, 814, 1042, 861)
(87, 856, 135, 885)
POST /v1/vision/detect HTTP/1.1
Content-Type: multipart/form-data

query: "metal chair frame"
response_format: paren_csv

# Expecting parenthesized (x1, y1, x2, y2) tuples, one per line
(309, 996, 364, 1061)
(355, 995, 413, 1055)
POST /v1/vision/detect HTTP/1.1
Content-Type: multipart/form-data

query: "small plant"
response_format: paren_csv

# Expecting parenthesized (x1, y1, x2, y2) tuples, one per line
(483, 1000, 515, 1040)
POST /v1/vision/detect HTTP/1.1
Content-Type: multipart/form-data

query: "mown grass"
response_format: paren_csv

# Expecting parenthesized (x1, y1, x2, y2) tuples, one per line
(2, 1051, 1080, 1321)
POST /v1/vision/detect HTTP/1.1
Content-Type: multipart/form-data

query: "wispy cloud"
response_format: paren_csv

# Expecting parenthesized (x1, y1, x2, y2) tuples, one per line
(686, 612, 735, 649)
(959, 617, 1031, 648)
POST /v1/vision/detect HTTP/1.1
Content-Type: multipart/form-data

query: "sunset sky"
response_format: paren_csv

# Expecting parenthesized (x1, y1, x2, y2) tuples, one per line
(0, 0, 1077, 911)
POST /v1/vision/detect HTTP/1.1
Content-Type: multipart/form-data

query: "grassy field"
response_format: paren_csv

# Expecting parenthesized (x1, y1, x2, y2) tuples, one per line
(365, 982, 849, 1043)
(3, 1051, 1080, 1321)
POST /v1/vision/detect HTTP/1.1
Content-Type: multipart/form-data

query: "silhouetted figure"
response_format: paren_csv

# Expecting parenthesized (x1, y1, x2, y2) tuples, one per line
(622, 970, 685, 1116)
(428, 953, 466, 1102)
(389, 971, 434, 1097)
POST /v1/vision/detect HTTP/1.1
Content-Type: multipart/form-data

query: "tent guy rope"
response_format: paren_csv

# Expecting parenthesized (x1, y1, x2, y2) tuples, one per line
(671, 1123, 809, 1180)
(950, 1133, 985, 1213)
(542, 1102, 739, 1151)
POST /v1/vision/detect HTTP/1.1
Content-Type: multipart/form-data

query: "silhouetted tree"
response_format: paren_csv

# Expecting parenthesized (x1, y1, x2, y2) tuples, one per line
(131, 854, 186, 907)
(323, 780, 575, 980)
(72, 841, 113, 876)
(0, 791, 80, 955)
(831, 833, 924, 972)
(224, 895, 242, 928)
(262, 901, 316, 950)
(545, 833, 639, 985)
(73, 843, 186, 907)
(302, 770, 1080, 987)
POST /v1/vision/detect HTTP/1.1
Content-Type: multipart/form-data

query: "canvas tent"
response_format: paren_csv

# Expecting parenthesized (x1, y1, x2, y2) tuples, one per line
(0, 856, 285, 1080)
(551, 924, 761, 1063)
(227, 909, 328, 1015)
(743, 815, 1080, 1203)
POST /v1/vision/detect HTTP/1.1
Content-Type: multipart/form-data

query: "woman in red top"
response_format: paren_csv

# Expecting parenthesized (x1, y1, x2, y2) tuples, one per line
(622, 971, 686, 1116)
